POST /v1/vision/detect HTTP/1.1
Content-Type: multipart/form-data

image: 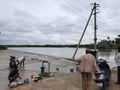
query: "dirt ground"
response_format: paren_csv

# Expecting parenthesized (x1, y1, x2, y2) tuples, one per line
(9, 71, 120, 90)
(0, 50, 120, 90)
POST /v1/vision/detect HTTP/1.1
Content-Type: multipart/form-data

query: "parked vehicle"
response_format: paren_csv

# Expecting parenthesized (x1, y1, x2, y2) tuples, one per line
(94, 59, 111, 90)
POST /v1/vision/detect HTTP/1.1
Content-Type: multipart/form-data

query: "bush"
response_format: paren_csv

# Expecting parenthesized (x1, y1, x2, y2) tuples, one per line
(0, 46, 7, 50)
(39, 72, 52, 77)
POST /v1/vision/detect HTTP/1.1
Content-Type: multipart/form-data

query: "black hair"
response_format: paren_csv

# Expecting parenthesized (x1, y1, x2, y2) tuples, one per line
(86, 49, 91, 54)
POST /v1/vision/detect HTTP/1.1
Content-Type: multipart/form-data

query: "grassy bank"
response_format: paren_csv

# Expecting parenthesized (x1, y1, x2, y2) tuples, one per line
(0, 46, 7, 50)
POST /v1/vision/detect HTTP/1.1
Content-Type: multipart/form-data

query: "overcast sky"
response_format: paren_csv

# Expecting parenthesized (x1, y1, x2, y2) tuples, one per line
(0, 0, 120, 45)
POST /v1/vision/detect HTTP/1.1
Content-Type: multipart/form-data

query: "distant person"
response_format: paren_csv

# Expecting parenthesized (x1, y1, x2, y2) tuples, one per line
(9, 56, 17, 69)
(115, 46, 120, 84)
(9, 60, 17, 69)
(76, 49, 99, 90)
(8, 65, 21, 85)
(16, 56, 26, 67)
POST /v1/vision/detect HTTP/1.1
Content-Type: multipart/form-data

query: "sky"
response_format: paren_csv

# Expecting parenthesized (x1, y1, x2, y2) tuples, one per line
(0, 0, 120, 45)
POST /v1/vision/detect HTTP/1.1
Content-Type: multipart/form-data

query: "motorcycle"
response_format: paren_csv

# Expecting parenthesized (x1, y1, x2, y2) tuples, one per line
(94, 59, 111, 90)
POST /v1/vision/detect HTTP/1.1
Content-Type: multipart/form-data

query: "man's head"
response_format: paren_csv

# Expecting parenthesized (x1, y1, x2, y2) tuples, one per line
(86, 49, 91, 54)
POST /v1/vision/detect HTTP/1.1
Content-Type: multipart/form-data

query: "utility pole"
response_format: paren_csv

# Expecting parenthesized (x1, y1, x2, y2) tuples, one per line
(93, 2, 99, 52)
(72, 7, 94, 60)
(72, 2, 99, 60)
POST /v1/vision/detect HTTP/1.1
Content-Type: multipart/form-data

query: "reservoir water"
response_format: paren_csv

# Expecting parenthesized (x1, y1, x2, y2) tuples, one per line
(9, 47, 117, 69)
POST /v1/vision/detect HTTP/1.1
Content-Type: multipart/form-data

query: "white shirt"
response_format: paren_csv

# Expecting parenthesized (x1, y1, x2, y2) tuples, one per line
(116, 53, 120, 66)
(17, 56, 25, 62)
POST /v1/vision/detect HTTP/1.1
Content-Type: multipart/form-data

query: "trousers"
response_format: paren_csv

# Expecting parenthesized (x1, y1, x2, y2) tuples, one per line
(81, 72, 92, 90)
(117, 66, 120, 83)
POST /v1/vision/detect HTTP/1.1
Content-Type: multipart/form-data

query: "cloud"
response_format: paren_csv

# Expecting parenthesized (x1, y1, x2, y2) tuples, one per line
(0, 0, 120, 45)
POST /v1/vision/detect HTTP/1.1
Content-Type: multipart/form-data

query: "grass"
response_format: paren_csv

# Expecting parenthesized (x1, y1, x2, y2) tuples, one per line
(39, 72, 53, 78)
(0, 46, 7, 50)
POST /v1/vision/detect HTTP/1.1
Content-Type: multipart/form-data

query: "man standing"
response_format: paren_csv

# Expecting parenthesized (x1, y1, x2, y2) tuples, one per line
(115, 47, 120, 84)
(76, 49, 99, 90)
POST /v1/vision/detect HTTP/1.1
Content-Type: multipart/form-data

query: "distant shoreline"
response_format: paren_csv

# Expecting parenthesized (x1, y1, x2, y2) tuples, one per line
(0, 44, 118, 50)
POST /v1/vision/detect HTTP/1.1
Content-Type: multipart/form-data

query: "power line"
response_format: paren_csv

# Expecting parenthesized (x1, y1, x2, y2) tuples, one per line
(63, 0, 81, 11)
(54, 0, 81, 14)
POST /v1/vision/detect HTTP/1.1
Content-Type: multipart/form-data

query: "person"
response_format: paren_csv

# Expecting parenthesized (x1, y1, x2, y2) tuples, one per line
(9, 60, 17, 69)
(115, 46, 120, 84)
(16, 56, 26, 67)
(76, 49, 99, 90)
(9, 56, 17, 69)
(8, 65, 21, 85)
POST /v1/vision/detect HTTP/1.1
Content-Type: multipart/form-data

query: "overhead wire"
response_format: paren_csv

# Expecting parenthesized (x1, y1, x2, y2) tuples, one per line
(54, 0, 81, 14)
(41, 0, 104, 43)
(63, 0, 81, 11)
(35, 0, 82, 31)
(36, 0, 103, 31)
(44, 0, 86, 32)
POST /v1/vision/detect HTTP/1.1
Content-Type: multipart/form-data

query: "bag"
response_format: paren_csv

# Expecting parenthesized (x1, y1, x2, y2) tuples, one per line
(24, 78, 29, 84)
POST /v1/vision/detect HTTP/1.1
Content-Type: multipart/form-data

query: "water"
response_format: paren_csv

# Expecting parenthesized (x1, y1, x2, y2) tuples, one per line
(9, 47, 118, 69)
(9, 47, 86, 59)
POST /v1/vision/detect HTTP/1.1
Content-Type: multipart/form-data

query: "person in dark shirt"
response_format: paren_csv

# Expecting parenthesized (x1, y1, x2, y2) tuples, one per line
(8, 65, 21, 84)
(115, 46, 120, 84)
(9, 56, 17, 69)
(9, 61, 17, 69)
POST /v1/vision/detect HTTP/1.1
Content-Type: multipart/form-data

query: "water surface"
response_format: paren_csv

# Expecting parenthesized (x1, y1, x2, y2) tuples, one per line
(9, 47, 117, 69)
